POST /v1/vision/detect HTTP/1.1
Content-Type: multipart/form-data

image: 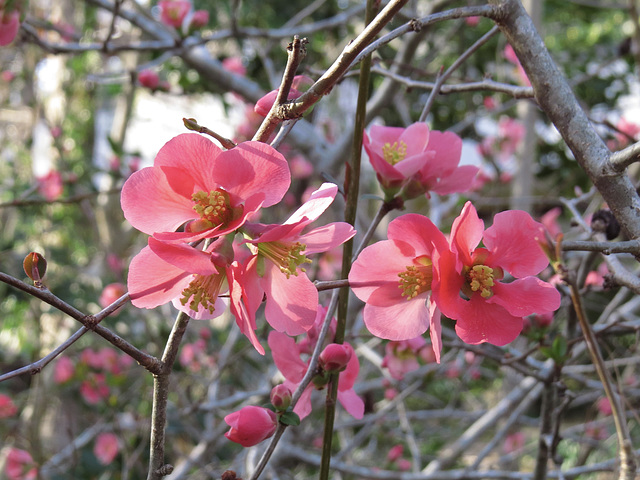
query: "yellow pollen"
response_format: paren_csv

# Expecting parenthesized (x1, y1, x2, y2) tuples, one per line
(191, 189, 232, 230)
(382, 141, 408, 165)
(398, 262, 433, 300)
(258, 241, 312, 278)
(180, 269, 225, 314)
(467, 265, 495, 298)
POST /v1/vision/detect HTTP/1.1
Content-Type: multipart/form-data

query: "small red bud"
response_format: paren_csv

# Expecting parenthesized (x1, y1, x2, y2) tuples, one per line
(23, 252, 47, 286)
(319, 343, 352, 373)
(270, 384, 292, 411)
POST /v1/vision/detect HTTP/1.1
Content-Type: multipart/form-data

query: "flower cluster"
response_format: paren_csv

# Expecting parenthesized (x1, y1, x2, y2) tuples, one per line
(121, 133, 355, 354)
(158, 0, 209, 35)
(351, 202, 561, 360)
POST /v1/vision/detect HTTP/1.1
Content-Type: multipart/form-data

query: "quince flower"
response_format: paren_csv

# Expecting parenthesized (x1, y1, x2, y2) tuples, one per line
(434, 202, 561, 345)
(238, 183, 355, 338)
(363, 122, 477, 199)
(349, 214, 450, 361)
(121, 133, 290, 243)
(0, 8, 20, 46)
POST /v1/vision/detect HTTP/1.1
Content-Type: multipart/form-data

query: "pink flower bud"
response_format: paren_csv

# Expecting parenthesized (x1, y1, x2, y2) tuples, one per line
(159, 0, 191, 28)
(224, 406, 277, 447)
(387, 444, 404, 462)
(0, 9, 20, 47)
(270, 384, 292, 411)
(190, 10, 209, 29)
(319, 343, 352, 373)
(0, 393, 18, 418)
(94, 432, 120, 465)
(138, 69, 159, 90)
(6, 448, 37, 480)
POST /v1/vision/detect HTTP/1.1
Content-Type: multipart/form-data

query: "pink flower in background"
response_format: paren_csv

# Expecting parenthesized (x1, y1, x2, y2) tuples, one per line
(434, 202, 561, 345)
(381, 336, 428, 380)
(0, 9, 20, 46)
(540, 207, 562, 239)
(53, 356, 75, 383)
(99, 283, 127, 313)
(585, 262, 609, 288)
(1, 70, 15, 82)
(268, 308, 364, 420)
(36, 170, 63, 201)
(80, 373, 110, 404)
(189, 9, 209, 29)
(597, 397, 612, 416)
(349, 214, 450, 362)
(224, 406, 277, 447)
(255, 75, 313, 116)
(387, 444, 404, 462)
(121, 134, 290, 243)
(503, 432, 526, 454)
(138, 69, 160, 89)
(0, 393, 17, 418)
(127, 236, 232, 320)
(94, 433, 120, 465)
(504, 44, 530, 86)
(363, 122, 477, 198)
(465, 16, 480, 26)
(222, 57, 246, 76)
(613, 117, 640, 147)
(5, 449, 37, 480)
(239, 183, 355, 339)
(159, 0, 191, 28)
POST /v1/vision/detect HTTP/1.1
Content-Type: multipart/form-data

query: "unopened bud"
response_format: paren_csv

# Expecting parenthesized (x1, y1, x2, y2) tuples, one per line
(23, 252, 47, 286)
(319, 343, 352, 373)
(270, 384, 292, 411)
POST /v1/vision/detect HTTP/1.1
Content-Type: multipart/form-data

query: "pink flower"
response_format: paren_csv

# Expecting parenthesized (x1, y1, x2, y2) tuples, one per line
(255, 75, 313, 117)
(585, 262, 609, 288)
(503, 432, 525, 454)
(349, 214, 450, 361)
(268, 308, 364, 420)
(189, 10, 209, 29)
(127, 236, 231, 320)
(597, 397, 612, 416)
(363, 122, 477, 198)
(121, 134, 290, 243)
(434, 202, 561, 345)
(99, 283, 127, 313)
(224, 406, 277, 447)
(387, 444, 404, 462)
(80, 373, 110, 404)
(504, 44, 530, 86)
(540, 207, 562, 239)
(53, 356, 75, 383)
(222, 57, 246, 76)
(94, 433, 120, 465)
(238, 183, 355, 340)
(0, 9, 20, 46)
(381, 337, 427, 380)
(159, 0, 191, 28)
(138, 69, 160, 89)
(614, 117, 640, 147)
(1, 70, 15, 82)
(465, 16, 480, 26)
(5, 449, 37, 480)
(0, 393, 17, 418)
(36, 170, 63, 201)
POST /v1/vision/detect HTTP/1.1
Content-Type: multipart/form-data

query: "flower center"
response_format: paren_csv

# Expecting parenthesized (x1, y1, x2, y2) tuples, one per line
(398, 256, 433, 299)
(466, 264, 495, 298)
(382, 141, 408, 165)
(258, 241, 312, 278)
(189, 189, 234, 232)
(180, 267, 226, 314)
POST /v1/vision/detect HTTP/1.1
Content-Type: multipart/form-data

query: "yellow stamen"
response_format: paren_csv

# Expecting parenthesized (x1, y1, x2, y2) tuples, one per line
(180, 268, 226, 314)
(258, 241, 312, 278)
(398, 257, 433, 299)
(382, 141, 408, 165)
(190, 189, 233, 232)
(467, 265, 495, 298)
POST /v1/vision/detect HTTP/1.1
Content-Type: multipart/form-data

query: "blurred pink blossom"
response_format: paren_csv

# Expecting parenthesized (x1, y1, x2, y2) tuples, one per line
(53, 356, 75, 384)
(94, 432, 120, 465)
(1, 70, 15, 82)
(99, 283, 127, 312)
(222, 57, 246, 76)
(80, 373, 110, 404)
(504, 44, 530, 86)
(597, 397, 612, 416)
(138, 69, 160, 90)
(0, 393, 17, 418)
(503, 432, 525, 454)
(387, 444, 404, 462)
(0, 9, 20, 46)
(190, 10, 209, 29)
(159, 0, 190, 28)
(5, 449, 37, 480)
(36, 170, 63, 202)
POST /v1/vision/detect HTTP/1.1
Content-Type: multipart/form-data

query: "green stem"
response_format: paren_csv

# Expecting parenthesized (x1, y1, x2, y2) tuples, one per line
(318, 1, 378, 479)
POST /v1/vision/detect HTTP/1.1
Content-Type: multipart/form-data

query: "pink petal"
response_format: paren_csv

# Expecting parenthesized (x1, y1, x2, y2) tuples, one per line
(148, 237, 219, 276)
(121, 165, 196, 235)
(268, 331, 307, 382)
(392, 152, 433, 178)
(484, 210, 549, 277)
(363, 295, 431, 340)
(451, 202, 484, 265)
(0, 11, 20, 46)
(489, 278, 561, 317)
(299, 222, 356, 255)
(292, 383, 313, 420)
(387, 214, 449, 254)
(338, 343, 359, 390)
(283, 183, 337, 226)
(229, 259, 265, 354)
(428, 164, 479, 195)
(262, 263, 317, 335)
(337, 388, 364, 419)
(127, 246, 191, 309)
(454, 297, 523, 345)
(422, 130, 462, 178)
(431, 247, 465, 321)
(398, 122, 431, 157)
(428, 299, 442, 364)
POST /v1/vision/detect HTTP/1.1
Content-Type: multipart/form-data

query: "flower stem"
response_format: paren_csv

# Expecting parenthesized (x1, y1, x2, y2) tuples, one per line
(319, 1, 378, 479)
